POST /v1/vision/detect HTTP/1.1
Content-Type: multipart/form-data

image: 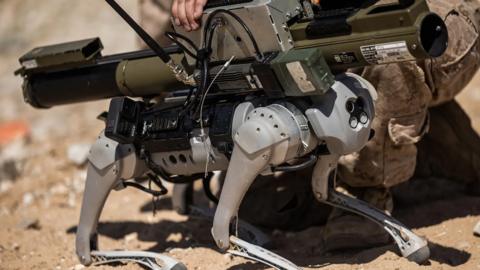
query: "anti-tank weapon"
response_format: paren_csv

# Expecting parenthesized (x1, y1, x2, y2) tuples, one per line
(16, 0, 448, 269)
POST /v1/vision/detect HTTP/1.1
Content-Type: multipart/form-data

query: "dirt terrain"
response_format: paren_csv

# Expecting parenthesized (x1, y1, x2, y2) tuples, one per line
(1, 1, 480, 270)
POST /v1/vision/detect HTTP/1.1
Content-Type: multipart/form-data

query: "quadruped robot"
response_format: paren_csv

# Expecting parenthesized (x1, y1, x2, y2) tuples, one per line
(16, 0, 449, 269)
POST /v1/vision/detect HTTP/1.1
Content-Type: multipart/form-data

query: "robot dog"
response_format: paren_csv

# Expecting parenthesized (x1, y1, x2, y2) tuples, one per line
(16, 0, 448, 268)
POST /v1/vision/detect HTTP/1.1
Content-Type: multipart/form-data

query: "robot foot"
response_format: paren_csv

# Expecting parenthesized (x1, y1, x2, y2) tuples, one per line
(324, 190, 430, 264)
(189, 205, 271, 247)
(228, 236, 302, 270)
(90, 250, 187, 270)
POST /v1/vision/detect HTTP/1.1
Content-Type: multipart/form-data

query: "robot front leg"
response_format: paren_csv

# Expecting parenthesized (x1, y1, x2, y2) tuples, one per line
(211, 146, 271, 250)
(76, 132, 145, 265)
(212, 103, 313, 270)
(75, 133, 187, 270)
(311, 156, 430, 264)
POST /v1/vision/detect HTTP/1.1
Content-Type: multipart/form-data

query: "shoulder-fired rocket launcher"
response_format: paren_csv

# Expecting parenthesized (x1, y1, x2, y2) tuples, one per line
(16, 0, 447, 109)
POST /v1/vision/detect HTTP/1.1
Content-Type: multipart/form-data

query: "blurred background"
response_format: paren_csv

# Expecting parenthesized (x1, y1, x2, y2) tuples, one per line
(0, 1, 479, 269)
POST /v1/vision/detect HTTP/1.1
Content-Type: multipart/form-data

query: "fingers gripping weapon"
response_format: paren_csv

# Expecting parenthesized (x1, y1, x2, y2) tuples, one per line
(15, 0, 447, 269)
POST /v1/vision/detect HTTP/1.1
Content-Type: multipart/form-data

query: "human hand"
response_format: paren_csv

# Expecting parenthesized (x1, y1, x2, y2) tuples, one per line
(172, 0, 208, 31)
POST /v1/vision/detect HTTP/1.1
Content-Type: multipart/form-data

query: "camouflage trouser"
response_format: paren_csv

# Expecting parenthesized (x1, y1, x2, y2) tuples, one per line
(338, 0, 480, 197)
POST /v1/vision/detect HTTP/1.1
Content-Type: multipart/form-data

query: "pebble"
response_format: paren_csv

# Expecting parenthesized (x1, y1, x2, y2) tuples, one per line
(67, 144, 91, 166)
(124, 232, 138, 243)
(73, 264, 85, 270)
(166, 233, 183, 243)
(223, 253, 233, 261)
(16, 218, 41, 230)
(50, 183, 69, 195)
(474, 221, 480, 237)
(67, 192, 76, 208)
(0, 180, 13, 193)
(0, 160, 19, 182)
(22, 192, 34, 206)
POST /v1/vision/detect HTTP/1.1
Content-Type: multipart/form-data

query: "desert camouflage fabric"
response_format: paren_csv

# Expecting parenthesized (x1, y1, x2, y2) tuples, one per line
(338, 0, 480, 190)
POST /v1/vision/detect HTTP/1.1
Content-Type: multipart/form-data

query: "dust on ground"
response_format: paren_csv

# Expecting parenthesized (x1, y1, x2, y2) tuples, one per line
(0, 1, 480, 270)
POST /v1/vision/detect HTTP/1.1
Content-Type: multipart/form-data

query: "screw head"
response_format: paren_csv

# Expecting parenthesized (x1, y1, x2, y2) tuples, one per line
(359, 112, 369, 124)
(349, 116, 359, 129)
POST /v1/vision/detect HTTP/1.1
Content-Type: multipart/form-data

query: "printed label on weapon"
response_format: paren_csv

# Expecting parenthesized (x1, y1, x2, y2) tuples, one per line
(333, 52, 358, 64)
(360, 41, 414, 65)
(286, 61, 316, 93)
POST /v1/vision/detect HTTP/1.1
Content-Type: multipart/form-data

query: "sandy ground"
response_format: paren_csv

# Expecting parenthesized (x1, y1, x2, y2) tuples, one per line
(1, 1, 480, 270)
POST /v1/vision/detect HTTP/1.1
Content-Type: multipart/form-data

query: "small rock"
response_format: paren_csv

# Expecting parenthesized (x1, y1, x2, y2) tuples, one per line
(17, 218, 41, 230)
(124, 232, 138, 243)
(474, 221, 480, 237)
(50, 183, 69, 195)
(67, 144, 91, 166)
(12, 243, 20, 250)
(67, 193, 76, 208)
(0, 180, 13, 193)
(168, 248, 185, 254)
(223, 253, 233, 261)
(22, 193, 34, 206)
(73, 264, 85, 270)
(0, 160, 20, 181)
(166, 233, 183, 243)
(0, 244, 4, 252)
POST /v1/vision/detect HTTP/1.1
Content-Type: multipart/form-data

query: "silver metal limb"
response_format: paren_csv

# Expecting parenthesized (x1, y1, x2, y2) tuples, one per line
(311, 155, 430, 264)
(212, 102, 314, 269)
(307, 74, 430, 263)
(212, 146, 272, 250)
(325, 191, 430, 263)
(75, 133, 188, 269)
(76, 133, 145, 265)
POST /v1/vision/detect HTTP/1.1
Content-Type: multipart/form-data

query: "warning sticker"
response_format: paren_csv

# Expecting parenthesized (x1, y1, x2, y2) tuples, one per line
(286, 61, 316, 93)
(360, 41, 415, 65)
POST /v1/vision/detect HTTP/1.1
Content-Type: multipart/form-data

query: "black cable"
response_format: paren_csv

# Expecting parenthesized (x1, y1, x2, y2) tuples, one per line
(191, 50, 211, 118)
(105, 0, 171, 63)
(272, 154, 318, 172)
(191, 22, 220, 118)
(123, 173, 168, 197)
(165, 31, 199, 60)
(162, 174, 207, 184)
(202, 173, 219, 204)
